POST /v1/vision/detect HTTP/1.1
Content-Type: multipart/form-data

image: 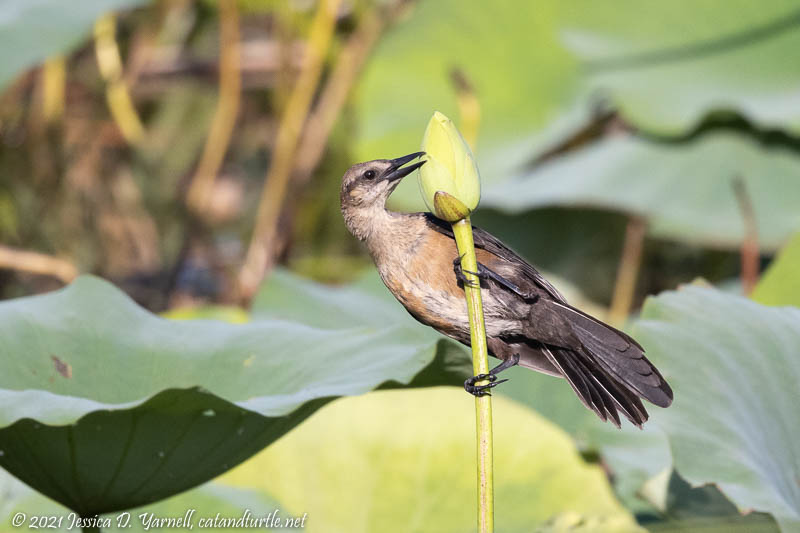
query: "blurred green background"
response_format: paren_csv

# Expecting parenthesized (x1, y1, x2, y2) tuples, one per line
(1, 0, 799, 531)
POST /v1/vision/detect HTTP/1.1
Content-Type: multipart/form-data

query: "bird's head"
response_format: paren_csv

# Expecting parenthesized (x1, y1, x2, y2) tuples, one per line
(340, 152, 426, 241)
(340, 152, 425, 211)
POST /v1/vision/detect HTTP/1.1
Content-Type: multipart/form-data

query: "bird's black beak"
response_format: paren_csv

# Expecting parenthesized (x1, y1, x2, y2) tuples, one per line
(383, 152, 426, 182)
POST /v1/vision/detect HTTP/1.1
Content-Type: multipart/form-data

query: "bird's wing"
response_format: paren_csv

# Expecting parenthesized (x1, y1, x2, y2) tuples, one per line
(422, 213, 565, 301)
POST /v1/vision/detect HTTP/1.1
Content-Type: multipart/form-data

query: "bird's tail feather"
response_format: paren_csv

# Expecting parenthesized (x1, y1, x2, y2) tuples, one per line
(540, 344, 650, 427)
(552, 300, 673, 409)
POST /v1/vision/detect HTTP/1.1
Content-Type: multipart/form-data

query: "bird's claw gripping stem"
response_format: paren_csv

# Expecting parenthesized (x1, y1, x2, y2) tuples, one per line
(464, 374, 508, 396)
(453, 255, 540, 302)
(453, 254, 482, 289)
(463, 353, 520, 397)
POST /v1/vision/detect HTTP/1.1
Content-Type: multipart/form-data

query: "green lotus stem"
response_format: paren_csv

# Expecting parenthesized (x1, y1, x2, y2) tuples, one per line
(452, 216, 494, 533)
(420, 111, 491, 530)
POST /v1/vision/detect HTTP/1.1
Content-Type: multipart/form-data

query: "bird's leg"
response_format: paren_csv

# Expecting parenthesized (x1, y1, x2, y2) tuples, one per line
(464, 353, 521, 396)
(453, 257, 539, 302)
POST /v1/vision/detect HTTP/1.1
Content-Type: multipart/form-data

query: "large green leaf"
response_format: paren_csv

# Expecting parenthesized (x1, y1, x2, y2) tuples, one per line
(0, 273, 469, 515)
(634, 286, 800, 531)
(218, 388, 642, 533)
(560, 0, 800, 135)
(483, 133, 800, 250)
(752, 232, 800, 306)
(0, 0, 149, 89)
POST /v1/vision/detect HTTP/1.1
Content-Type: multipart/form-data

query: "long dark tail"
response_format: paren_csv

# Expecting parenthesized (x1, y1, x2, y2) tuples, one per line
(539, 301, 673, 428)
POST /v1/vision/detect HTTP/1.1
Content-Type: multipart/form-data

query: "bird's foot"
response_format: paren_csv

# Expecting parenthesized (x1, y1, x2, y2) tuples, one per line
(464, 373, 508, 397)
(454, 256, 540, 302)
(463, 353, 520, 397)
(453, 254, 485, 289)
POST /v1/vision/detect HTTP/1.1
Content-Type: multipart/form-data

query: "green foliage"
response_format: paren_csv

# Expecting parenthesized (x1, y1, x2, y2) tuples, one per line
(484, 133, 800, 250)
(635, 286, 800, 531)
(752, 233, 800, 306)
(356, 0, 800, 251)
(0, 0, 148, 89)
(0, 273, 469, 515)
(354, 0, 579, 210)
(561, 0, 800, 135)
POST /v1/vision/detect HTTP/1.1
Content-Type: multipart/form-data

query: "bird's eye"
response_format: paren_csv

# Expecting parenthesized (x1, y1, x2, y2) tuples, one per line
(363, 170, 377, 180)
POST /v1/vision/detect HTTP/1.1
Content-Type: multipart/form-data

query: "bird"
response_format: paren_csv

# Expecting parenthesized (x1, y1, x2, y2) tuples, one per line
(340, 152, 673, 427)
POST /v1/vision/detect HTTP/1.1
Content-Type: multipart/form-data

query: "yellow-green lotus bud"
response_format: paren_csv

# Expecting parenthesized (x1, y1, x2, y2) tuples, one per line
(419, 111, 480, 222)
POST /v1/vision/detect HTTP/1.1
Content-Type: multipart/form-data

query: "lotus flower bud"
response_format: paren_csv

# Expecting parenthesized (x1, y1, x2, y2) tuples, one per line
(418, 111, 480, 222)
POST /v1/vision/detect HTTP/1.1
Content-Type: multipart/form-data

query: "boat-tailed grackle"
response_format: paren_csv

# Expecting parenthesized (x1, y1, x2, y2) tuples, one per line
(340, 152, 673, 427)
